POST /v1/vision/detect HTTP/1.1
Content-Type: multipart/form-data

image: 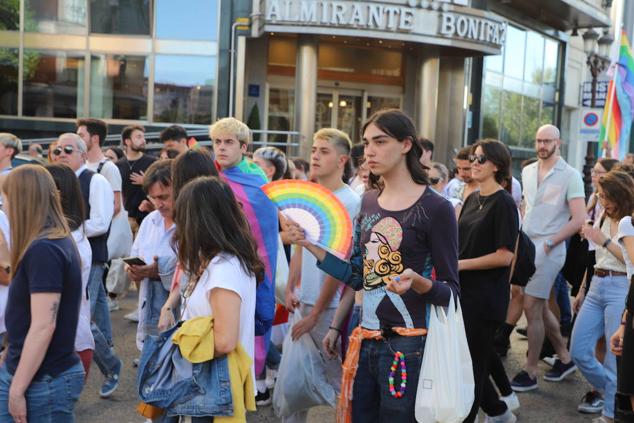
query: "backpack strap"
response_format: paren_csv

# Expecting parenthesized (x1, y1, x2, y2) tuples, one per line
(97, 160, 106, 174)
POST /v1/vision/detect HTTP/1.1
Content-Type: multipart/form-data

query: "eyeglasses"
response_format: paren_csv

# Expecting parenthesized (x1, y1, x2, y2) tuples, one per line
(52, 145, 76, 156)
(591, 169, 606, 176)
(468, 154, 487, 164)
(535, 139, 556, 145)
(429, 177, 440, 185)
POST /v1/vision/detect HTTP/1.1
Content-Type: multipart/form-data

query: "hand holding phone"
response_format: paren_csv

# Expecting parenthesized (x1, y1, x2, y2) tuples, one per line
(123, 256, 147, 266)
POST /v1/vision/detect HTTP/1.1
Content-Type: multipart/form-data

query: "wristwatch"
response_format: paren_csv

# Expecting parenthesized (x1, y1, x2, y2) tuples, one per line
(545, 239, 554, 249)
(602, 238, 612, 248)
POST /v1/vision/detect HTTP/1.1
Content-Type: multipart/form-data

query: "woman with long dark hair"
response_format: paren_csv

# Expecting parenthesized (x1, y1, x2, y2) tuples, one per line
(173, 177, 264, 405)
(44, 163, 95, 379)
(0, 165, 84, 422)
(287, 109, 459, 421)
(458, 139, 519, 423)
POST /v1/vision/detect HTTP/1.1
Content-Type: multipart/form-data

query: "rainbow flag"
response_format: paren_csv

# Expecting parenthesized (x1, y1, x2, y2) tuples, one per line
(600, 31, 634, 159)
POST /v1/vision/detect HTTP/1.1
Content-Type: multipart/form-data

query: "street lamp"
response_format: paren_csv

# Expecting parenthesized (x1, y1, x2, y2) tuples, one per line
(581, 29, 612, 200)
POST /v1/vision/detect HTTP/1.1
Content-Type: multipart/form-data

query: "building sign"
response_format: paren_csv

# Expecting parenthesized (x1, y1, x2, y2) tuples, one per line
(579, 108, 602, 142)
(255, 0, 506, 54)
(581, 81, 608, 108)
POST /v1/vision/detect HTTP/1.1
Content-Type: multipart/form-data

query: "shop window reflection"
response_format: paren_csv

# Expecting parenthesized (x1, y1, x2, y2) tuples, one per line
(525, 32, 544, 84)
(90, 0, 150, 35)
(500, 91, 522, 146)
(22, 50, 85, 118)
(90, 54, 148, 120)
(153, 55, 215, 124)
(521, 96, 541, 148)
(0, 1, 19, 30)
(0, 48, 18, 115)
(503, 26, 526, 81)
(481, 85, 501, 139)
(155, 0, 218, 40)
(24, 0, 87, 34)
(366, 96, 401, 119)
(268, 88, 295, 144)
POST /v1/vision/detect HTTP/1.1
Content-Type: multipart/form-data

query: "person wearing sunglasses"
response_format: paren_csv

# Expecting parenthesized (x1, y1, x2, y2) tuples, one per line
(429, 162, 462, 219)
(458, 139, 519, 423)
(54, 133, 122, 399)
(511, 124, 586, 392)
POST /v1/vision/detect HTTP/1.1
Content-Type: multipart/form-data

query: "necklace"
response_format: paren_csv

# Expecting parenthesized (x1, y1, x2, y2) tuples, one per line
(388, 351, 407, 398)
(477, 193, 489, 210)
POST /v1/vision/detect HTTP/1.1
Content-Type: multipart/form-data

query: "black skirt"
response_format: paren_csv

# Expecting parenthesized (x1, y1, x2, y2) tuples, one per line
(618, 311, 634, 395)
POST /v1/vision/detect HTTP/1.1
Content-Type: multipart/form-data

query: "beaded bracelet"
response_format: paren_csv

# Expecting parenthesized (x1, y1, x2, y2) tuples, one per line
(388, 351, 407, 398)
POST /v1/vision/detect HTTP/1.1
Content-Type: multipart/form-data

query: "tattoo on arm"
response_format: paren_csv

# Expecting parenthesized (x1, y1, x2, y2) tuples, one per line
(50, 302, 59, 324)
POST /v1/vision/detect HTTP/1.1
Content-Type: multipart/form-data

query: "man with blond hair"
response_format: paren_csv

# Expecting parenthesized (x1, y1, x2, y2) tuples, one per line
(279, 128, 361, 420)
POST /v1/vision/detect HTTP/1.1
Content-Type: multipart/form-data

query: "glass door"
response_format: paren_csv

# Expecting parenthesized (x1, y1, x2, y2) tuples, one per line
(315, 89, 363, 143)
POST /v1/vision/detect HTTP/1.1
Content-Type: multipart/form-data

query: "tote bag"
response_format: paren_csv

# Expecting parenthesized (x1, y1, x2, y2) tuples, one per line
(415, 295, 474, 423)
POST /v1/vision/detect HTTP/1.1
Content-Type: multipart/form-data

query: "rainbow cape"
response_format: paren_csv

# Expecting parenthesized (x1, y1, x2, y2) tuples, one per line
(220, 158, 278, 376)
(600, 30, 634, 160)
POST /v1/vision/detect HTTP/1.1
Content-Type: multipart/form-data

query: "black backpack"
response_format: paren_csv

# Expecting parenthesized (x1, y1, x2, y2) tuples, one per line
(509, 229, 536, 286)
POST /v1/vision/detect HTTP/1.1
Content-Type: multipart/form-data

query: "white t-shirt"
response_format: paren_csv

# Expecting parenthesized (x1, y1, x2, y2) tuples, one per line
(0, 211, 9, 334)
(181, 253, 256, 373)
(617, 216, 634, 280)
(87, 159, 122, 192)
(72, 228, 95, 352)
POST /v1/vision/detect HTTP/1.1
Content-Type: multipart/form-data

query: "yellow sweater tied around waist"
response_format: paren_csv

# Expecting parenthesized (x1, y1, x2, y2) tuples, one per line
(172, 316, 256, 422)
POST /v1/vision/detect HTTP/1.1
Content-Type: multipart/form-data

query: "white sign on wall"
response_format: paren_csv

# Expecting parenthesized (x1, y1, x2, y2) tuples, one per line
(579, 108, 603, 143)
(258, 0, 507, 54)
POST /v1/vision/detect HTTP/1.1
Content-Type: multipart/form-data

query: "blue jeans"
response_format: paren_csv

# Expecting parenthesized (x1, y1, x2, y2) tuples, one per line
(570, 274, 630, 419)
(88, 263, 113, 345)
(91, 322, 120, 377)
(352, 335, 426, 423)
(555, 272, 572, 328)
(0, 362, 84, 422)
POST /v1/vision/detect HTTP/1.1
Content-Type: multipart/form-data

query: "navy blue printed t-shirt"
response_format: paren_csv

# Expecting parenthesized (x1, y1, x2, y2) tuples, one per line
(5, 237, 82, 378)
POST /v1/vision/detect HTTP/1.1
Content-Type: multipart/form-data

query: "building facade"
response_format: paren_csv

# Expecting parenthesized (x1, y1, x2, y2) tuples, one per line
(0, 0, 615, 168)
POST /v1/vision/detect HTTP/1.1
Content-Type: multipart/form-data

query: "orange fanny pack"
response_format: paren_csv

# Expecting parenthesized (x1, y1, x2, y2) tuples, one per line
(336, 326, 427, 423)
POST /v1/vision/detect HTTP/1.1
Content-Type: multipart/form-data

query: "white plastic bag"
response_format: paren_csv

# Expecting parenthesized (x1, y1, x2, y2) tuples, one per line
(272, 311, 336, 417)
(274, 235, 289, 304)
(415, 295, 474, 423)
(106, 258, 131, 295)
(107, 210, 133, 260)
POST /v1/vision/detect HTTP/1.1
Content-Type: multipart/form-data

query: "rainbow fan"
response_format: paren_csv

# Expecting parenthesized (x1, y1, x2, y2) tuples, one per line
(262, 180, 353, 259)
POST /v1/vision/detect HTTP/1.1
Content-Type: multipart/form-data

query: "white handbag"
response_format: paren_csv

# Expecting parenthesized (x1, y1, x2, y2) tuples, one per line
(107, 209, 133, 260)
(274, 235, 289, 304)
(415, 295, 475, 423)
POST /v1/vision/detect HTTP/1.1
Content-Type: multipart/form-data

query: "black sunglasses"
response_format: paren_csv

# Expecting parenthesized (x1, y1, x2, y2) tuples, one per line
(52, 145, 76, 156)
(468, 154, 487, 164)
(429, 177, 441, 185)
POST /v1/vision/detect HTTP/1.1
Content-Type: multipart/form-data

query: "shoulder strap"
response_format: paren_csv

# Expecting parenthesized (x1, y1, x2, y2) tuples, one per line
(508, 226, 522, 284)
(97, 160, 106, 174)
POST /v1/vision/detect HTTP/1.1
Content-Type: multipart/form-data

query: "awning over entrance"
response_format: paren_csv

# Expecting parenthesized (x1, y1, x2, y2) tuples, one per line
(489, 0, 610, 31)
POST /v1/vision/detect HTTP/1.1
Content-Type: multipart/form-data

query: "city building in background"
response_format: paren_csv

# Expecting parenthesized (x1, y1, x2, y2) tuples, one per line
(0, 0, 622, 170)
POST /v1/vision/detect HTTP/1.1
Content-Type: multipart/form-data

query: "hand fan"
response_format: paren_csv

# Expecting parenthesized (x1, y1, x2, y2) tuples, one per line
(262, 180, 353, 259)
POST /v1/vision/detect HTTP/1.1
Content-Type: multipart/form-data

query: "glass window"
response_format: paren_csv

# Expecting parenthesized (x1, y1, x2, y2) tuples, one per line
(90, 0, 150, 35)
(315, 93, 333, 131)
(319, 43, 402, 78)
(24, 0, 87, 34)
(0, 48, 18, 115)
(521, 96, 541, 148)
(22, 50, 85, 118)
(337, 94, 363, 144)
(500, 91, 522, 146)
(481, 85, 501, 139)
(485, 47, 503, 74)
(153, 55, 215, 124)
(543, 39, 559, 85)
(156, 0, 218, 40)
(0, 1, 20, 30)
(366, 96, 400, 119)
(525, 32, 544, 83)
(267, 87, 295, 145)
(90, 54, 148, 120)
(503, 26, 526, 80)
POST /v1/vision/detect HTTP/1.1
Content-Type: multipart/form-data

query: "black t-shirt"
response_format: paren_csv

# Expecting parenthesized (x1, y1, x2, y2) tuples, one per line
(117, 154, 156, 223)
(5, 237, 82, 378)
(458, 189, 518, 322)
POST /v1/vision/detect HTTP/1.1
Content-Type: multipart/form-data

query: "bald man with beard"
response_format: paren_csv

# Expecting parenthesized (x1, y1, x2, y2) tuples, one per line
(510, 124, 586, 392)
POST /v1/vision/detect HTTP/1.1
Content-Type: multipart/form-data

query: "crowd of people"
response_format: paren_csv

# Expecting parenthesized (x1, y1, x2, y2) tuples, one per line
(0, 108, 631, 423)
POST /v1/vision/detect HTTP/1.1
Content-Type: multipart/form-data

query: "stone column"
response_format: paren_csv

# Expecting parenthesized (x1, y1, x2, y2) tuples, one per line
(416, 47, 440, 142)
(294, 35, 318, 159)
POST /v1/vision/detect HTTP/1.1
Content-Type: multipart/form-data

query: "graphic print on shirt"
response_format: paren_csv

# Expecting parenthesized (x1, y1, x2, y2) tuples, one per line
(363, 216, 404, 290)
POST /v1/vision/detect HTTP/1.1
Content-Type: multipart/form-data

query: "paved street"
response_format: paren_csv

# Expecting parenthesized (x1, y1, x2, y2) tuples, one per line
(78, 291, 591, 422)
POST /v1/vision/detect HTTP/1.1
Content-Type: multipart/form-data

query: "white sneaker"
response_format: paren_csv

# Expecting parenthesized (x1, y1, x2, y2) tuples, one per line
(124, 310, 139, 322)
(501, 392, 520, 411)
(483, 409, 517, 423)
(107, 297, 120, 312)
